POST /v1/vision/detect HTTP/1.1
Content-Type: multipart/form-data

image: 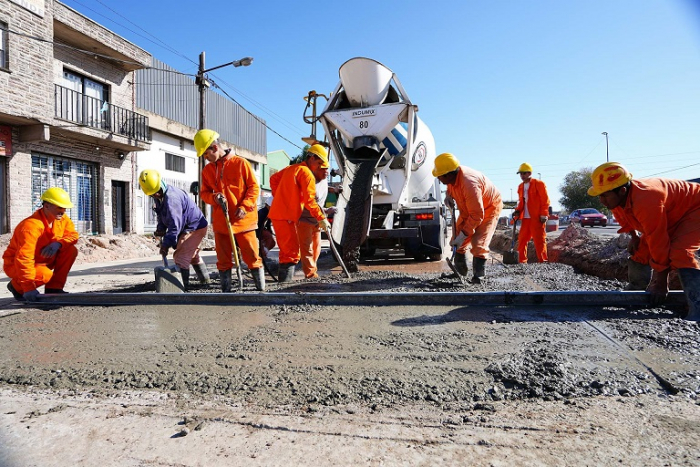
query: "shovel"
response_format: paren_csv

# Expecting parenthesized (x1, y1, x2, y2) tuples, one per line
(445, 201, 466, 284)
(503, 218, 519, 265)
(219, 199, 244, 292)
(324, 226, 351, 278)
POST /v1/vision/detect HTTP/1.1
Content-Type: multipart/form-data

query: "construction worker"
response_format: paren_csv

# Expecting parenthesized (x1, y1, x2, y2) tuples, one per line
(3, 187, 79, 301)
(138, 169, 209, 289)
(433, 153, 503, 283)
(297, 148, 337, 279)
(268, 144, 331, 282)
(194, 129, 264, 292)
(588, 162, 700, 321)
(257, 194, 276, 258)
(513, 163, 551, 263)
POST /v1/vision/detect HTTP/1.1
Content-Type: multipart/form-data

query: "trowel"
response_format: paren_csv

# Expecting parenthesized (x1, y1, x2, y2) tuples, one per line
(154, 239, 184, 293)
(503, 218, 519, 265)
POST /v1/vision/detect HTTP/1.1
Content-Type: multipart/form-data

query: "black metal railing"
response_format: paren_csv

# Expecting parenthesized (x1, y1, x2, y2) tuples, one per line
(54, 84, 150, 142)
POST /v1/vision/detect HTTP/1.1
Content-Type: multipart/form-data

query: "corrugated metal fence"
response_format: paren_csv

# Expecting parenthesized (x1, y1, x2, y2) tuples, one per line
(136, 58, 266, 155)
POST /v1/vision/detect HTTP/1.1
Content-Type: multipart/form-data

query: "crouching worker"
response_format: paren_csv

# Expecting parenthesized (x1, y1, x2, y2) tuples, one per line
(589, 162, 700, 321)
(139, 170, 210, 290)
(433, 153, 503, 284)
(3, 187, 79, 301)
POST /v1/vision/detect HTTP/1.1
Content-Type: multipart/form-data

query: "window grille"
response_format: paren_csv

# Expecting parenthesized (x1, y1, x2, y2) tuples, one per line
(165, 153, 186, 173)
(31, 154, 98, 234)
(0, 21, 8, 70)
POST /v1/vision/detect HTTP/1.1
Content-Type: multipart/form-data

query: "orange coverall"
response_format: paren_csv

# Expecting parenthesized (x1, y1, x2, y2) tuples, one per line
(515, 178, 550, 263)
(3, 209, 79, 293)
(447, 166, 503, 259)
(200, 150, 262, 271)
(611, 178, 700, 272)
(268, 163, 325, 264)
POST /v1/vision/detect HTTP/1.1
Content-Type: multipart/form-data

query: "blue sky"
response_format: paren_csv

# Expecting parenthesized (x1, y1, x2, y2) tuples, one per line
(61, 0, 700, 209)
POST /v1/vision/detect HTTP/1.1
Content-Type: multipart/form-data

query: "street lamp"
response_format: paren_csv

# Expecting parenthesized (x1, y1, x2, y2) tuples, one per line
(602, 132, 609, 162)
(196, 51, 254, 211)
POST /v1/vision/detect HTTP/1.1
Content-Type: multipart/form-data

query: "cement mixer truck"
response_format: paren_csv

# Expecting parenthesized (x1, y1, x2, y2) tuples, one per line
(309, 57, 447, 272)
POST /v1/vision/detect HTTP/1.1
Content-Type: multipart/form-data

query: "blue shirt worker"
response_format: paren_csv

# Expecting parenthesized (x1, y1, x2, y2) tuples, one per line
(139, 170, 210, 289)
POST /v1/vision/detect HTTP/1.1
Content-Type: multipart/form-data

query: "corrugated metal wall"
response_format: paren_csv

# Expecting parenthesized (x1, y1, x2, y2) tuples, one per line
(136, 58, 266, 155)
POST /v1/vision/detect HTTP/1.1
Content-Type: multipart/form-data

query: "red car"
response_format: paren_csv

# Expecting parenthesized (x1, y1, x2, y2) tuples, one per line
(570, 208, 607, 227)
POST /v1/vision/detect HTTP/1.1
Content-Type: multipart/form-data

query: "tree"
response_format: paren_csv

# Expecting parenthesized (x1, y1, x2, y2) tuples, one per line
(289, 144, 310, 165)
(558, 167, 610, 214)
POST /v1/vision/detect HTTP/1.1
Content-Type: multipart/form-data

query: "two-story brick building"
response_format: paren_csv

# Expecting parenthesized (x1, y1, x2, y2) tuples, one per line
(0, 0, 152, 235)
(0, 0, 267, 236)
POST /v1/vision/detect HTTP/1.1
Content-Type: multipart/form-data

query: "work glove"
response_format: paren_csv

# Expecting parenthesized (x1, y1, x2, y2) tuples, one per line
(513, 210, 520, 219)
(41, 241, 62, 258)
(23, 289, 41, 302)
(445, 196, 455, 209)
(450, 231, 468, 247)
(159, 245, 169, 256)
(154, 229, 166, 238)
(628, 232, 641, 255)
(539, 215, 548, 223)
(233, 207, 247, 220)
(318, 218, 331, 231)
(646, 268, 670, 306)
(215, 193, 227, 209)
(325, 206, 338, 215)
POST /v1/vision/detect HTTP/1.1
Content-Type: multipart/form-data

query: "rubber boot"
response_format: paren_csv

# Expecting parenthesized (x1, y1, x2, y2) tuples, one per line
(251, 268, 266, 292)
(193, 261, 210, 284)
(625, 258, 651, 291)
(179, 268, 190, 290)
(677, 268, 700, 322)
(7, 282, 25, 301)
(471, 257, 487, 284)
(454, 253, 468, 276)
(277, 263, 296, 283)
(220, 269, 232, 293)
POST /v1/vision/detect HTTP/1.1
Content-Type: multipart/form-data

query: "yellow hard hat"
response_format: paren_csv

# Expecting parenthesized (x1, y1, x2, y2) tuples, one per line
(588, 162, 633, 196)
(432, 153, 460, 177)
(194, 129, 219, 157)
(139, 169, 162, 196)
(307, 144, 330, 169)
(41, 187, 73, 208)
(517, 162, 533, 174)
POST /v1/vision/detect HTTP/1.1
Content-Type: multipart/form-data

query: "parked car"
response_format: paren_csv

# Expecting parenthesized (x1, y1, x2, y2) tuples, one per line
(569, 208, 607, 227)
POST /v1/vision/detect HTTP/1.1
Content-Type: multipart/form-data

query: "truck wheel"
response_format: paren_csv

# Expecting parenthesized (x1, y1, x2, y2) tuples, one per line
(429, 253, 443, 261)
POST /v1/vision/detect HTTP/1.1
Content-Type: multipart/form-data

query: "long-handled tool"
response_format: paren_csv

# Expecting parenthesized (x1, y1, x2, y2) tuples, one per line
(324, 226, 351, 278)
(444, 201, 466, 284)
(503, 217, 519, 264)
(218, 199, 244, 291)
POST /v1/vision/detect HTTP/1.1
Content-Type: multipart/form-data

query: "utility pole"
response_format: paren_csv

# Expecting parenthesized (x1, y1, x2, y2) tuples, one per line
(602, 132, 609, 162)
(195, 51, 253, 212)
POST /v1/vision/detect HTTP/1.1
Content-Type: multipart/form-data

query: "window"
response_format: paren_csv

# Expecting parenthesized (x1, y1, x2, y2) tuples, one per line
(59, 69, 108, 127)
(32, 153, 98, 234)
(165, 153, 185, 173)
(0, 21, 8, 70)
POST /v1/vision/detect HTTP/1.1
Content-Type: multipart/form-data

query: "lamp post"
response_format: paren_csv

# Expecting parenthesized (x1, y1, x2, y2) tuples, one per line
(602, 132, 609, 162)
(196, 51, 253, 212)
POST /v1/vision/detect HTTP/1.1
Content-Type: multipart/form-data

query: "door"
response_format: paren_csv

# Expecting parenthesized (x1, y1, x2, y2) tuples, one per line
(112, 181, 126, 234)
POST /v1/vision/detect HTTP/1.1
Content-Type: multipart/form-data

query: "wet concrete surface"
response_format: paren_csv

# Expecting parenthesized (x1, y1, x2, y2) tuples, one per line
(0, 246, 699, 465)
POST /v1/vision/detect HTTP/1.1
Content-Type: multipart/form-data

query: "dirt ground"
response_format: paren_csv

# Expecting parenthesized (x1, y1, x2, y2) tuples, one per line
(0, 225, 699, 466)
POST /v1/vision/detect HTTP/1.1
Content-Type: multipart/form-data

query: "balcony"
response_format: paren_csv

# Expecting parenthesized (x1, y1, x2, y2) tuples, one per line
(54, 84, 150, 143)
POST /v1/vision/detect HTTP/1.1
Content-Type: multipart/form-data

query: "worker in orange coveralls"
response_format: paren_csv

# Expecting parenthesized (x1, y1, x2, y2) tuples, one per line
(513, 162, 551, 263)
(589, 162, 700, 321)
(194, 129, 264, 292)
(269, 144, 331, 282)
(297, 147, 342, 279)
(433, 153, 503, 284)
(3, 187, 79, 301)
